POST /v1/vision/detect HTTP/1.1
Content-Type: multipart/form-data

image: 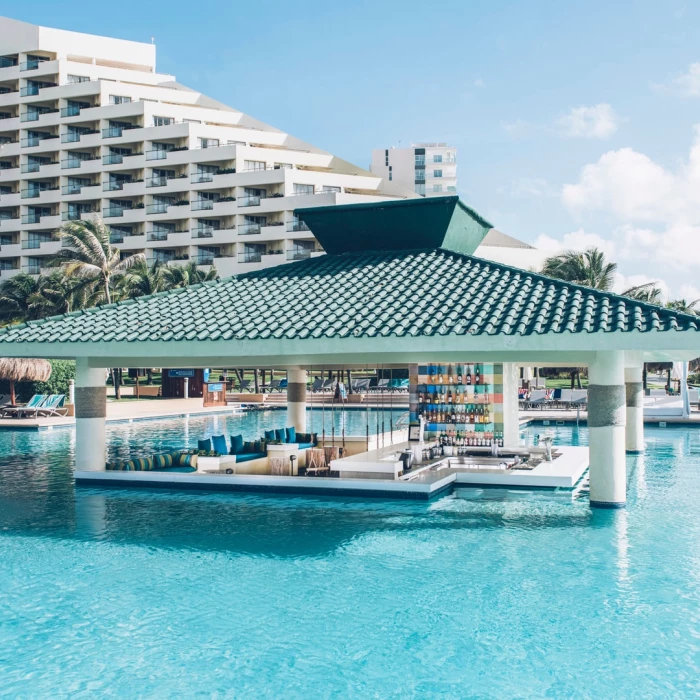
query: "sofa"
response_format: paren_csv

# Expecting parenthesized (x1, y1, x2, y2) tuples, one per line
(105, 451, 197, 473)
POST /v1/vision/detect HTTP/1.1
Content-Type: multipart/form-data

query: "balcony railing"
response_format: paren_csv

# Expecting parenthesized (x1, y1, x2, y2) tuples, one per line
(103, 207, 131, 218)
(146, 202, 170, 215)
(287, 221, 310, 232)
(22, 213, 49, 224)
(191, 226, 221, 239)
(147, 175, 168, 188)
(145, 150, 169, 161)
(239, 223, 261, 235)
(0, 215, 19, 225)
(287, 249, 318, 261)
(20, 58, 49, 71)
(238, 252, 263, 263)
(62, 208, 97, 220)
(196, 256, 215, 266)
(20, 82, 57, 97)
(191, 199, 215, 211)
(0, 57, 17, 68)
(21, 186, 58, 198)
(21, 163, 40, 173)
(102, 125, 142, 138)
(103, 180, 133, 192)
(191, 172, 214, 184)
(239, 195, 262, 207)
(22, 238, 53, 249)
(147, 231, 170, 241)
(21, 134, 58, 148)
(61, 104, 91, 118)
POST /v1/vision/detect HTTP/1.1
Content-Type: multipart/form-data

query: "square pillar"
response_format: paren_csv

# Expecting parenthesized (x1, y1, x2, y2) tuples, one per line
(287, 368, 307, 434)
(75, 360, 107, 472)
(502, 362, 521, 446)
(588, 351, 626, 508)
(624, 364, 644, 453)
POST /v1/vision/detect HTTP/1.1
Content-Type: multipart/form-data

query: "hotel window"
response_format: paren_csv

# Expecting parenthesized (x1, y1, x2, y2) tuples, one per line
(447, 185, 457, 192)
(244, 160, 265, 171)
(385, 149, 389, 166)
(433, 184, 443, 193)
(322, 186, 341, 193)
(153, 116, 174, 127)
(67, 74, 90, 83)
(274, 162, 292, 169)
(293, 183, 314, 195)
(433, 169, 443, 178)
(110, 95, 132, 105)
(415, 183, 426, 195)
(433, 154, 442, 163)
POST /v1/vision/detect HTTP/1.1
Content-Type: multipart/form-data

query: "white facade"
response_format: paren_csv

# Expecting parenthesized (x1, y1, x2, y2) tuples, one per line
(370, 142, 457, 197)
(0, 16, 415, 279)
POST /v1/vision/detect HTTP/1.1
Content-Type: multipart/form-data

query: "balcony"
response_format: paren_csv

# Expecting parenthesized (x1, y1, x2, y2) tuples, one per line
(238, 252, 263, 264)
(21, 134, 58, 148)
(61, 129, 98, 143)
(20, 82, 57, 97)
(62, 156, 99, 170)
(191, 172, 214, 184)
(62, 207, 98, 220)
(21, 186, 58, 199)
(287, 248, 320, 261)
(20, 59, 49, 71)
(239, 223, 261, 235)
(147, 230, 169, 241)
(146, 202, 170, 215)
(287, 220, 310, 232)
(191, 199, 215, 211)
(147, 175, 168, 188)
(21, 108, 58, 122)
(196, 255, 215, 266)
(22, 212, 51, 224)
(102, 125, 142, 138)
(0, 57, 17, 68)
(22, 237, 54, 250)
(145, 150, 168, 161)
(103, 206, 133, 218)
(61, 104, 91, 118)
(0, 215, 19, 226)
(239, 195, 262, 207)
(103, 180, 133, 192)
(62, 182, 97, 195)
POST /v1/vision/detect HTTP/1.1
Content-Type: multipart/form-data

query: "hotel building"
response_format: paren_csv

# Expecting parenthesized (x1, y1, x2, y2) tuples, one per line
(0, 17, 543, 277)
(370, 143, 457, 197)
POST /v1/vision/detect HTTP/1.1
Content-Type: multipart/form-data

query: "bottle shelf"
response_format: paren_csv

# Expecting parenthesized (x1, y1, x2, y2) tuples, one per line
(424, 422, 494, 429)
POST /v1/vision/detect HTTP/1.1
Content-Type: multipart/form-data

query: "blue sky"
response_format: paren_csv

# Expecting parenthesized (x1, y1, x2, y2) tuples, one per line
(11, 0, 700, 298)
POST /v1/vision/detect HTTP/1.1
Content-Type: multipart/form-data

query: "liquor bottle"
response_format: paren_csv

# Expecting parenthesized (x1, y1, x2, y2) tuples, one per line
(457, 364, 463, 384)
(475, 365, 480, 385)
(447, 365, 453, 384)
(451, 409, 456, 423)
(466, 365, 472, 385)
(438, 366, 443, 383)
(447, 389, 452, 404)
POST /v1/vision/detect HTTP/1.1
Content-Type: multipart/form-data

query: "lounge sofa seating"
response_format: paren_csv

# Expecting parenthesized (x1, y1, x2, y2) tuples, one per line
(105, 451, 197, 473)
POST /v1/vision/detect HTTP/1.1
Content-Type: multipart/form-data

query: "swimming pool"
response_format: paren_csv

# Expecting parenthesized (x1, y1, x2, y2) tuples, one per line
(1, 414, 699, 697)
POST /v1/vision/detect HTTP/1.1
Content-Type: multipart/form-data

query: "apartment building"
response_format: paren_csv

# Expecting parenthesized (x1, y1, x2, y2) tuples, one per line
(0, 17, 416, 280)
(370, 143, 457, 197)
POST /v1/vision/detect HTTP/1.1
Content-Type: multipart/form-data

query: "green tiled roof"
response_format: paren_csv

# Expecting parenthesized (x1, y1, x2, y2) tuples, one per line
(0, 249, 698, 346)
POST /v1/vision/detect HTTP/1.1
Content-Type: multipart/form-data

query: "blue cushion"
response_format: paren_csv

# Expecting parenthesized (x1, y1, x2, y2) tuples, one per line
(297, 442, 314, 450)
(285, 426, 296, 443)
(275, 428, 286, 443)
(198, 438, 212, 452)
(160, 466, 197, 473)
(211, 435, 228, 455)
(230, 434, 244, 455)
(235, 452, 266, 463)
(264, 429, 276, 443)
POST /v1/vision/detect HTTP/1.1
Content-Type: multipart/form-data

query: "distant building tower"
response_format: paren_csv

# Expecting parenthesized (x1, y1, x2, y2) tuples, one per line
(371, 143, 457, 197)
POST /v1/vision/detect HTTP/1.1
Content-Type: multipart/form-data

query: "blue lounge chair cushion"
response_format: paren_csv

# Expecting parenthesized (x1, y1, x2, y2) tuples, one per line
(235, 452, 266, 463)
(297, 442, 315, 450)
(198, 438, 212, 452)
(211, 435, 228, 456)
(285, 426, 296, 444)
(230, 434, 244, 455)
(264, 429, 277, 443)
(275, 428, 286, 443)
(159, 466, 196, 473)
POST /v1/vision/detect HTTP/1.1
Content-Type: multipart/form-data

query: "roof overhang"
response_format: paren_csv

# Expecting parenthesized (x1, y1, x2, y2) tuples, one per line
(295, 195, 493, 255)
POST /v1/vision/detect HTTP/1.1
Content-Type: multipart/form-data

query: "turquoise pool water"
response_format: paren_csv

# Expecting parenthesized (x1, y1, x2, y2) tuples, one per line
(1, 413, 700, 697)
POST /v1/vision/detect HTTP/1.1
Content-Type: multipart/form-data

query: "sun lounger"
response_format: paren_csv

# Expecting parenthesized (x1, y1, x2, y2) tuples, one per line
(36, 394, 68, 417)
(526, 389, 548, 409)
(351, 378, 371, 393)
(2, 394, 48, 418)
(689, 388, 699, 406)
(321, 379, 336, 392)
(310, 378, 324, 392)
(237, 379, 252, 392)
(569, 390, 587, 408)
(266, 379, 282, 393)
(374, 378, 390, 392)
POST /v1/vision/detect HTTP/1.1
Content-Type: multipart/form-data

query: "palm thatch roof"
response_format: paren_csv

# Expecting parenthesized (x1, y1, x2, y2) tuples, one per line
(0, 357, 52, 382)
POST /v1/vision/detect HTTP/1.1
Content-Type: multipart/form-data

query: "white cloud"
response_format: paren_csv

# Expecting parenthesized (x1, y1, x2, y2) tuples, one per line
(555, 103, 619, 139)
(656, 62, 700, 97)
(612, 273, 669, 299)
(533, 228, 617, 259)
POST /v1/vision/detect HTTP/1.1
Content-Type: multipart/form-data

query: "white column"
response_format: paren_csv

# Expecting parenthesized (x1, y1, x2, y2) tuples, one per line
(501, 362, 521, 446)
(624, 364, 644, 453)
(287, 368, 307, 434)
(75, 360, 106, 472)
(588, 351, 626, 508)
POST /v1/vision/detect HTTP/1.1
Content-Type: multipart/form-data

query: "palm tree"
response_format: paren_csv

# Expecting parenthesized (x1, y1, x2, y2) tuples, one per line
(666, 299, 700, 314)
(163, 260, 220, 288)
(0, 273, 46, 323)
(120, 259, 170, 298)
(47, 218, 144, 304)
(621, 282, 663, 304)
(541, 247, 617, 291)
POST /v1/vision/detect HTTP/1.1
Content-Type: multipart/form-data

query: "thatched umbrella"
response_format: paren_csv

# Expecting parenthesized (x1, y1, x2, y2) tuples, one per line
(0, 358, 52, 405)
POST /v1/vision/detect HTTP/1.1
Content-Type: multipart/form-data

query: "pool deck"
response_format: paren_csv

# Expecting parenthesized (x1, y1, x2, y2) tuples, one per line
(75, 445, 589, 500)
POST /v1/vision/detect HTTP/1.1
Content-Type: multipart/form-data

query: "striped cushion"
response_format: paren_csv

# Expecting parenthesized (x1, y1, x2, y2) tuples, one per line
(153, 453, 174, 469)
(174, 453, 194, 467)
(130, 457, 154, 471)
(106, 460, 128, 471)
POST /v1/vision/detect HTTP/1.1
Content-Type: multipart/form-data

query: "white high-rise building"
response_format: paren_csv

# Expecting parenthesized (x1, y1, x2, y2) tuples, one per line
(370, 143, 457, 197)
(0, 17, 415, 280)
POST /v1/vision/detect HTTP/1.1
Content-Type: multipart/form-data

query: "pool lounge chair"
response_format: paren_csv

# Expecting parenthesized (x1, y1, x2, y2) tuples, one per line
(266, 379, 282, 393)
(36, 394, 68, 417)
(374, 378, 390, 392)
(2, 394, 48, 418)
(569, 390, 587, 408)
(236, 379, 252, 392)
(310, 378, 324, 392)
(526, 389, 549, 410)
(351, 378, 371, 393)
